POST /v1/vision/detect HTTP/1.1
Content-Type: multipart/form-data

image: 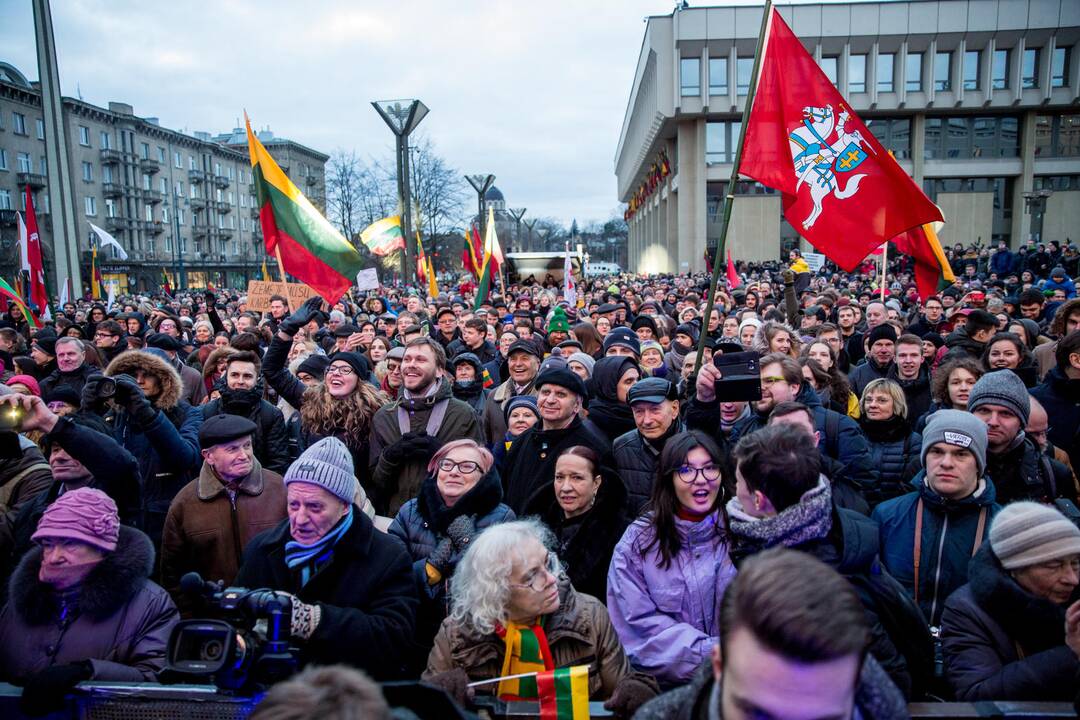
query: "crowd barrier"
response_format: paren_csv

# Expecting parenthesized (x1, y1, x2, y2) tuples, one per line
(0, 683, 1074, 719)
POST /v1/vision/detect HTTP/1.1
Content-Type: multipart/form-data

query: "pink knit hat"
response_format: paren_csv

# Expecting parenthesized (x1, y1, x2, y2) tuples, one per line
(31, 487, 119, 552)
(5, 374, 41, 397)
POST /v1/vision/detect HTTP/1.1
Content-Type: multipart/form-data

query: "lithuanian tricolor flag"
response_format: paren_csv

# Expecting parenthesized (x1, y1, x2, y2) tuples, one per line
(360, 216, 406, 257)
(161, 267, 173, 295)
(0, 278, 40, 329)
(246, 115, 364, 303)
(473, 252, 494, 311)
(537, 666, 590, 720)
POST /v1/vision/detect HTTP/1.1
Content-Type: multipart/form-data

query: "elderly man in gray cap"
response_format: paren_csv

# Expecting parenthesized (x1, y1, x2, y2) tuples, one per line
(613, 377, 683, 514)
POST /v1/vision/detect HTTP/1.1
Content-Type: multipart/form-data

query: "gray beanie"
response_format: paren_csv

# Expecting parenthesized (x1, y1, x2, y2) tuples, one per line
(967, 370, 1030, 427)
(284, 436, 357, 505)
(990, 501, 1080, 570)
(921, 409, 989, 477)
(566, 352, 596, 378)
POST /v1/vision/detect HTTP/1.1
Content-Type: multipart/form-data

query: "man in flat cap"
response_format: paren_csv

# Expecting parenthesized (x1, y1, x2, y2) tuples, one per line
(160, 414, 286, 614)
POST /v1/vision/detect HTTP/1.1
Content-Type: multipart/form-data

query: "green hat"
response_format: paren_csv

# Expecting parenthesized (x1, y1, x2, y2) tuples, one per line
(548, 306, 570, 333)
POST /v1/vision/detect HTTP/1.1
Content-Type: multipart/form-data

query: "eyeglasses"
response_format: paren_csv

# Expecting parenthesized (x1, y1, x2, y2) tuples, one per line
(326, 365, 355, 376)
(676, 464, 722, 484)
(94, 332, 116, 339)
(510, 552, 561, 592)
(438, 458, 480, 475)
(760, 376, 788, 387)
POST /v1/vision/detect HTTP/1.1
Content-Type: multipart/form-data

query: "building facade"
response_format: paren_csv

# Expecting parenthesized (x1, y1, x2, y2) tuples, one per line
(0, 61, 328, 294)
(615, 0, 1080, 274)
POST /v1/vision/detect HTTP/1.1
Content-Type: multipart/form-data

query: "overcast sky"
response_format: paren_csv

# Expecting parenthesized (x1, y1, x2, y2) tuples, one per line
(1, 0, 695, 227)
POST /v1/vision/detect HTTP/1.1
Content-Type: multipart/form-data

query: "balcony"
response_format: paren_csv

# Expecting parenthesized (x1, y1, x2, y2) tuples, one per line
(209, 227, 233, 240)
(102, 183, 125, 198)
(150, 220, 165, 234)
(250, 207, 260, 219)
(142, 189, 164, 204)
(189, 196, 207, 210)
(16, 172, 47, 189)
(139, 157, 160, 174)
(213, 174, 230, 188)
(305, 175, 318, 186)
(188, 169, 207, 184)
(0, 210, 16, 227)
(212, 200, 231, 213)
(105, 216, 133, 232)
(100, 149, 123, 164)
(191, 225, 209, 238)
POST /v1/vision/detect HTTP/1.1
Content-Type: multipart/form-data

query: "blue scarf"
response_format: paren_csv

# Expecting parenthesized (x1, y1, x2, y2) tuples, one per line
(284, 507, 354, 588)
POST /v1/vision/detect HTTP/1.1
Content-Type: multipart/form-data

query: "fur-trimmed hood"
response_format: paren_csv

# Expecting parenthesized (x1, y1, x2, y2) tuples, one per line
(9, 525, 154, 624)
(202, 346, 238, 381)
(105, 349, 183, 409)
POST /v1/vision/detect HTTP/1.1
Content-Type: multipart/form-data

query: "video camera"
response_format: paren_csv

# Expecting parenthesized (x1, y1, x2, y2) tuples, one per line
(162, 573, 298, 692)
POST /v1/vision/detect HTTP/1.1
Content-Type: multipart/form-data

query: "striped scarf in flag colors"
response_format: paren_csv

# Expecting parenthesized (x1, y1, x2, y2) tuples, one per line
(496, 621, 555, 700)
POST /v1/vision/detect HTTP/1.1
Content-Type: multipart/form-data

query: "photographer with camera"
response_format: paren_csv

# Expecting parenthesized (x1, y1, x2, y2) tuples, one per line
(0, 392, 141, 586)
(0, 487, 178, 715)
(234, 437, 417, 680)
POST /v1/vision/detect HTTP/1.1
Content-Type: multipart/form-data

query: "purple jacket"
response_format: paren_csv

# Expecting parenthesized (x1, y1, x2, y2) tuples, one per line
(606, 511, 737, 686)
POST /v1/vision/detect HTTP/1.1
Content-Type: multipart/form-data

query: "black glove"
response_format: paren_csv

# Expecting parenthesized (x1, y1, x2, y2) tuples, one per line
(603, 675, 658, 718)
(19, 660, 92, 716)
(398, 431, 442, 460)
(112, 374, 156, 427)
(278, 296, 324, 336)
(110, 373, 142, 407)
(445, 515, 476, 552)
(427, 537, 455, 575)
(79, 374, 110, 414)
(424, 667, 472, 707)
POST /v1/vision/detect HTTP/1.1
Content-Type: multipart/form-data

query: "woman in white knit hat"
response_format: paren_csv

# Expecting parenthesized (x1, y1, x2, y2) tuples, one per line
(940, 500, 1080, 701)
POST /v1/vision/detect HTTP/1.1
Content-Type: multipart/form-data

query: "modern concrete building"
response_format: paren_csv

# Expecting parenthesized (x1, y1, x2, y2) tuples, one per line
(0, 61, 328, 294)
(615, 0, 1080, 274)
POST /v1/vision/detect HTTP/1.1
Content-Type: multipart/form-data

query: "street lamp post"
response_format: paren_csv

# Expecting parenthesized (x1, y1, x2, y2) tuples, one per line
(508, 208, 526, 254)
(169, 190, 186, 289)
(1022, 188, 1053, 243)
(465, 174, 495, 239)
(523, 219, 536, 252)
(372, 99, 429, 281)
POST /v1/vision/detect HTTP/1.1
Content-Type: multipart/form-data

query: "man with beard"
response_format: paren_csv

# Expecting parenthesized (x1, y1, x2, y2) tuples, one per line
(370, 337, 483, 515)
(613, 378, 683, 514)
(200, 351, 290, 474)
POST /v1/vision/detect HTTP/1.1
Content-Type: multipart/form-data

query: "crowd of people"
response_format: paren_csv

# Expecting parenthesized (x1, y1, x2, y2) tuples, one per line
(0, 237, 1077, 717)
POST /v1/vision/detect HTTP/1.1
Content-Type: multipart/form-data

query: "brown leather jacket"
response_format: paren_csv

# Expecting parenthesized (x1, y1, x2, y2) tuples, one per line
(423, 581, 654, 700)
(160, 459, 285, 613)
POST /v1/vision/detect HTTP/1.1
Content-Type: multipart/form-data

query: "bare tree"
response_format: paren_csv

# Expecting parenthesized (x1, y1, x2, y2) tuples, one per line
(409, 136, 467, 272)
(325, 150, 364, 241)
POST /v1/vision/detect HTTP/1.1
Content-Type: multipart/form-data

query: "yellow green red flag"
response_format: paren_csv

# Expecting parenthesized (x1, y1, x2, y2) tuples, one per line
(537, 665, 590, 720)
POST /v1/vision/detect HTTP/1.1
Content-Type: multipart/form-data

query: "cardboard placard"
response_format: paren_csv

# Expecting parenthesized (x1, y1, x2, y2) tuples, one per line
(245, 281, 317, 311)
(803, 252, 826, 272)
(355, 268, 380, 291)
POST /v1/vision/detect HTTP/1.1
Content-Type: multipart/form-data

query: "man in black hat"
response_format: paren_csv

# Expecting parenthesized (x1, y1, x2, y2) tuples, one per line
(502, 366, 609, 514)
(28, 331, 57, 378)
(331, 323, 362, 354)
(613, 377, 683, 514)
(160, 414, 287, 613)
(848, 324, 897, 397)
(482, 339, 541, 447)
(146, 332, 207, 406)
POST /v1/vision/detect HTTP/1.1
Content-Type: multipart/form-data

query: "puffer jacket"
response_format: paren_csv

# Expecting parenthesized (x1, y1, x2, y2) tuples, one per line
(872, 473, 1000, 626)
(848, 357, 891, 398)
(606, 511, 737, 687)
(859, 415, 922, 506)
(1031, 366, 1080, 472)
(941, 544, 1080, 701)
(38, 362, 98, 402)
(424, 579, 654, 701)
(612, 422, 684, 516)
(104, 350, 203, 548)
(0, 526, 179, 682)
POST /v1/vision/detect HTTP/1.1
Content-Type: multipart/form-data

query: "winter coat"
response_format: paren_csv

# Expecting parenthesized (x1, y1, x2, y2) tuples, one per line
(481, 376, 536, 449)
(887, 365, 933, 423)
(448, 353, 490, 417)
(612, 422, 684, 516)
(201, 387, 292, 475)
(859, 415, 922, 506)
(424, 579, 651, 701)
(173, 357, 207, 407)
(1031, 366, 1080, 473)
(0, 435, 55, 558)
(984, 434, 1076, 505)
(849, 357, 891, 397)
(104, 351, 203, 548)
(160, 460, 286, 614)
(536, 463, 631, 602)
(941, 544, 1080, 701)
(369, 379, 484, 516)
(38, 362, 98, 402)
(388, 468, 514, 652)
(634, 655, 908, 720)
(941, 326, 986, 363)
(0, 526, 178, 683)
(872, 474, 1000, 626)
(502, 415, 611, 515)
(445, 338, 497, 365)
(587, 357, 639, 445)
(1044, 274, 1077, 299)
(235, 508, 418, 679)
(989, 249, 1014, 277)
(606, 511, 738, 687)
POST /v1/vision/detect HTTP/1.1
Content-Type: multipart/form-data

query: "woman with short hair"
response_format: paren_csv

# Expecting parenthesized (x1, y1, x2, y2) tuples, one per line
(858, 379, 922, 506)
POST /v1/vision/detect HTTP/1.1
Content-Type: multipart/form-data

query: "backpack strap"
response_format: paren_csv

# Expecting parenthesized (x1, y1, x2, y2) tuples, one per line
(824, 409, 841, 459)
(1038, 453, 1058, 501)
(972, 506, 988, 556)
(913, 497, 924, 607)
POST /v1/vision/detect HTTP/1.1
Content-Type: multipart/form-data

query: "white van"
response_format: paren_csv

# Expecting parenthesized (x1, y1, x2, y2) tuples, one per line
(584, 262, 622, 277)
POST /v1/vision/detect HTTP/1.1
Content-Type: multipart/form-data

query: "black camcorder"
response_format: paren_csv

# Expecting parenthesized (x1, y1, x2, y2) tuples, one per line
(161, 573, 298, 693)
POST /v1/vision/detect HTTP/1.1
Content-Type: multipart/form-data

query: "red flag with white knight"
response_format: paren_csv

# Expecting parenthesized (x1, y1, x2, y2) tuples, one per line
(22, 186, 47, 320)
(738, 8, 942, 271)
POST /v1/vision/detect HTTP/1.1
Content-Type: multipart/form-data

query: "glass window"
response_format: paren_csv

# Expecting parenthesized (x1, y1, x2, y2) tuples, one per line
(162, 207, 169, 223)
(17, 152, 32, 173)
(934, 52, 952, 91)
(992, 49, 1009, 90)
(174, 151, 182, 169)
(105, 199, 115, 218)
(1052, 47, 1070, 88)
(0, 190, 11, 211)
(12, 112, 26, 135)
(160, 177, 167, 193)
(176, 180, 184, 197)
(877, 53, 895, 92)
(158, 146, 166, 163)
(821, 56, 838, 85)
(1023, 48, 1039, 88)
(1034, 113, 1080, 157)
(85, 196, 96, 216)
(35, 118, 44, 140)
(81, 161, 93, 181)
(178, 208, 185, 225)
(905, 52, 922, 91)
(708, 57, 728, 96)
(680, 58, 700, 96)
(706, 122, 726, 164)
(963, 50, 980, 90)
(142, 174, 151, 190)
(145, 204, 153, 222)
(102, 165, 112, 183)
(0, 149, 7, 170)
(140, 143, 150, 159)
(924, 116, 1020, 158)
(737, 57, 753, 94)
(78, 126, 90, 146)
(849, 54, 867, 92)
(867, 117, 911, 158)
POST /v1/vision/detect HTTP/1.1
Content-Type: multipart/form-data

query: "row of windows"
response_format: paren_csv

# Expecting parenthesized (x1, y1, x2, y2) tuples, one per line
(681, 45, 1070, 97)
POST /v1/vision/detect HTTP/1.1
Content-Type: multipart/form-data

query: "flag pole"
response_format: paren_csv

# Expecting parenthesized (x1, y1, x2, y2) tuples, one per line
(274, 245, 295, 312)
(879, 242, 888, 301)
(693, 0, 773, 373)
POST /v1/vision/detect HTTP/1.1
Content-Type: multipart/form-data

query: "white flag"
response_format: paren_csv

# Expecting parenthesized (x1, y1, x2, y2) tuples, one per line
(59, 278, 70, 308)
(89, 222, 129, 260)
(484, 207, 504, 265)
(16, 212, 30, 272)
(563, 243, 576, 306)
(106, 281, 116, 311)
